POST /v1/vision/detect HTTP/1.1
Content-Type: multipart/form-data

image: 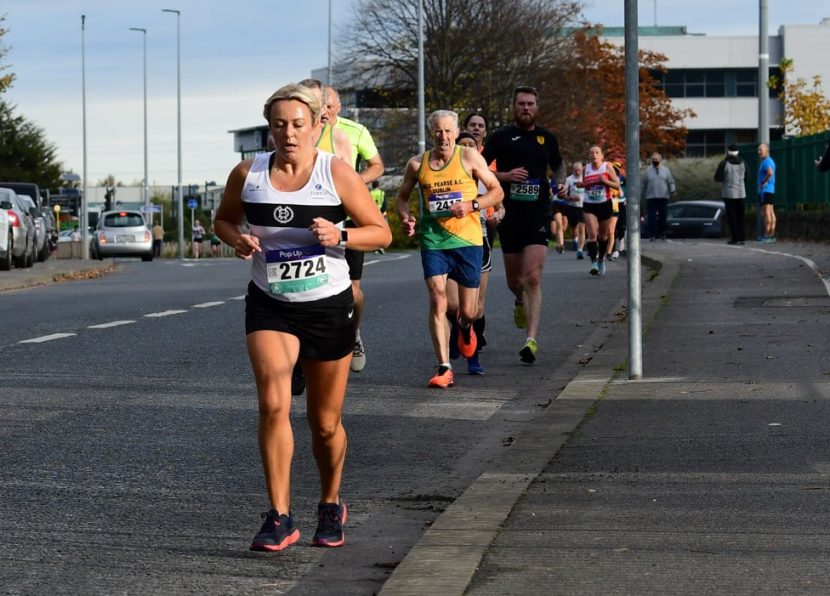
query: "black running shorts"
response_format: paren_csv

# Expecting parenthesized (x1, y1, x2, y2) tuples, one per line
(497, 213, 551, 254)
(245, 281, 356, 361)
(564, 205, 584, 227)
(583, 201, 613, 221)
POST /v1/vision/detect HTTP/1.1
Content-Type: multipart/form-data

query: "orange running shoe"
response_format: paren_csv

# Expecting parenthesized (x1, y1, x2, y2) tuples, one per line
(456, 315, 477, 359)
(428, 366, 455, 388)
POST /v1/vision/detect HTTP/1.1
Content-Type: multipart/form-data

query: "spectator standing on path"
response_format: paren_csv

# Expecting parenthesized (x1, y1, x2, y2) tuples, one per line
(152, 221, 164, 257)
(816, 139, 830, 172)
(214, 83, 390, 552)
(758, 143, 777, 243)
(482, 85, 566, 365)
(323, 86, 385, 374)
(395, 110, 503, 388)
(715, 144, 748, 245)
(641, 152, 676, 240)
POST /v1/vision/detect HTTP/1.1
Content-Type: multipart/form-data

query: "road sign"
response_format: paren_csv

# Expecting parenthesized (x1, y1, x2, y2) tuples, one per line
(140, 204, 162, 213)
(187, 199, 197, 209)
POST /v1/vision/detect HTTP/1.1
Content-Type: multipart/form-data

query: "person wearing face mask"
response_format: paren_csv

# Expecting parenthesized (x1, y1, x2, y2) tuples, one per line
(714, 144, 748, 245)
(641, 152, 676, 241)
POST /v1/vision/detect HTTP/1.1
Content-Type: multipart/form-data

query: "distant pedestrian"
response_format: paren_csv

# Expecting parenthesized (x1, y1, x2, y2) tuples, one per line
(816, 139, 830, 172)
(192, 219, 205, 258)
(641, 152, 676, 240)
(152, 221, 164, 257)
(757, 143, 777, 243)
(209, 224, 221, 257)
(715, 144, 747, 245)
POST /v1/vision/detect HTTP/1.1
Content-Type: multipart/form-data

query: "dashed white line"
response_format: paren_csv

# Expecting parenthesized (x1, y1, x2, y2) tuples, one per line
(192, 301, 225, 308)
(144, 310, 188, 318)
(229, 295, 246, 301)
(19, 333, 77, 344)
(88, 320, 136, 329)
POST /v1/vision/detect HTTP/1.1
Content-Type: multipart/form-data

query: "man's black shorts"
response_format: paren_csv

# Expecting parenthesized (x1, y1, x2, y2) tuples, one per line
(497, 213, 550, 254)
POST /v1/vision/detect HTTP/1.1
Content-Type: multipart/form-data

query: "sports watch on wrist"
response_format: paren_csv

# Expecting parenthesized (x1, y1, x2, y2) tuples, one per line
(471, 199, 480, 211)
(339, 229, 348, 247)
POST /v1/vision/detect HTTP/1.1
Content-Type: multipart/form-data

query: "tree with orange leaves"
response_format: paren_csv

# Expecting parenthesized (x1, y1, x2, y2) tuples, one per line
(769, 57, 830, 137)
(539, 27, 694, 168)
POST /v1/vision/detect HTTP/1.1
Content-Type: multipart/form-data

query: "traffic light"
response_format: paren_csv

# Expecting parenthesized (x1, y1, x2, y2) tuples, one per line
(104, 187, 115, 211)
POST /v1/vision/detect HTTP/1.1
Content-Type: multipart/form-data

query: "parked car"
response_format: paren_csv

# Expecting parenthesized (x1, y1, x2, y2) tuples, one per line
(665, 200, 726, 239)
(16, 194, 51, 262)
(0, 188, 35, 268)
(58, 229, 79, 243)
(40, 206, 58, 255)
(90, 210, 153, 261)
(0, 182, 45, 209)
(0, 194, 11, 271)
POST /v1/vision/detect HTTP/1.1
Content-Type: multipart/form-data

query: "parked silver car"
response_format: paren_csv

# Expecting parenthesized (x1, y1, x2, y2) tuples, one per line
(0, 194, 11, 271)
(0, 188, 35, 268)
(16, 194, 50, 262)
(90, 210, 154, 261)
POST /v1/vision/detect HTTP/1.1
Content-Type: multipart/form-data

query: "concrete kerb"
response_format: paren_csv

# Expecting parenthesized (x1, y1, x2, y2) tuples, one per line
(379, 252, 680, 596)
(0, 261, 118, 293)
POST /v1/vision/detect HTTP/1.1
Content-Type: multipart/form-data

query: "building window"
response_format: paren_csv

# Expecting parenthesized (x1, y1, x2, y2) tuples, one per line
(705, 70, 726, 97)
(735, 70, 756, 97)
(652, 68, 781, 98)
(685, 130, 726, 157)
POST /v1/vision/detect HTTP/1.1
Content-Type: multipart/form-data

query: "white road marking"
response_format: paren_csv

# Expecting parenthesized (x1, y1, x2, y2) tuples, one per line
(365, 253, 411, 266)
(731, 244, 830, 297)
(19, 333, 77, 344)
(88, 320, 136, 329)
(144, 310, 188, 318)
(192, 301, 225, 308)
(228, 295, 245, 301)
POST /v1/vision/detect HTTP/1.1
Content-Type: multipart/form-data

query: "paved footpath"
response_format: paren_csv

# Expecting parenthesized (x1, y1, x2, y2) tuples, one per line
(0, 258, 116, 292)
(382, 239, 830, 595)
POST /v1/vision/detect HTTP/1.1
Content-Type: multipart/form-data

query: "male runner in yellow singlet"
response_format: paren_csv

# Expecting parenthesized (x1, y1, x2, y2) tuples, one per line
(395, 110, 503, 388)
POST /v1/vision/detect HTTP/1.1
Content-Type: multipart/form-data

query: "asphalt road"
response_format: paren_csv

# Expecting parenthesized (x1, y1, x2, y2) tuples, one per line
(0, 249, 632, 594)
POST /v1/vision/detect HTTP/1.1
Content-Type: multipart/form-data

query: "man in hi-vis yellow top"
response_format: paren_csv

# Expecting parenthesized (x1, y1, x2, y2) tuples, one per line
(395, 110, 503, 389)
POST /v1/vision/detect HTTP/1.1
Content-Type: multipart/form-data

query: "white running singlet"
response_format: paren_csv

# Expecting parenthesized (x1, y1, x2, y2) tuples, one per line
(242, 150, 350, 302)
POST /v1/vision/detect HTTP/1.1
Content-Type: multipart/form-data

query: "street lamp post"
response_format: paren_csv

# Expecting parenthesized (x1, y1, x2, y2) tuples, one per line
(162, 8, 183, 259)
(81, 15, 89, 259)
(129, 27, 148, 209)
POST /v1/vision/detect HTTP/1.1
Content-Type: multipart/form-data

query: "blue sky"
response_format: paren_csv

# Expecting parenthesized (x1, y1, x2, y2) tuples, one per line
(1, 0, 828, 188)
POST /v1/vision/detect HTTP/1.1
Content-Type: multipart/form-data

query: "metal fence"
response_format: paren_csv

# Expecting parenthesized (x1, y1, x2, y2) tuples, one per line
(739, 130, 830, 210)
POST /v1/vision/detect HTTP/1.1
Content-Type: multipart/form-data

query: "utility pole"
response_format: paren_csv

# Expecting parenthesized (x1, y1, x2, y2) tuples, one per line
(759, 0, 769, 144)
(81, 15, 89, 259)
(417, 0, 425, 153)
(757, 0, 769, 241)
(625, 0, 643, 379)
(129, 27, 149, 209)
